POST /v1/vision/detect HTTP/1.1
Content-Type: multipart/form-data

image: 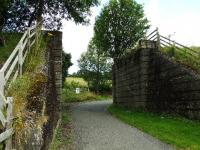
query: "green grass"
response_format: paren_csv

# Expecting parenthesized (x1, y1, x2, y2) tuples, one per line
(62, 88, 112, 103)
(108, 105, 200, 150)
(50, 105, 73, 150)
(161, 46, 200, 73)
(0, 33, 22, 64)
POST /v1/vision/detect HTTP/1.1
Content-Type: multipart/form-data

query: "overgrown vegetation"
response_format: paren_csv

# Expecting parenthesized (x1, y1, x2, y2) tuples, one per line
(62, 77, 112, 103)
(6, 34, 48, 148)
(50, 104, 74, 150)
(161, 46, 200, 73)
(108, 105, 200, 150)
(0, 32, 22, 64)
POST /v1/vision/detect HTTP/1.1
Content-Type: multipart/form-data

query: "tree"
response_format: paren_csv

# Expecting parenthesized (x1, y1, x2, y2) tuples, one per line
(0, 0, 9, 46)
(2, 0, 99, 32)
(62, 51, 73, 86)
(0, 0, 8, 31)
(94, 0, 149, 60)
(78, 39, 112, 93)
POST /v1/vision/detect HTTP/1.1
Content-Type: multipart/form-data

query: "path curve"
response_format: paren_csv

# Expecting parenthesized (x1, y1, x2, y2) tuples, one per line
(71, 100, 174, 150)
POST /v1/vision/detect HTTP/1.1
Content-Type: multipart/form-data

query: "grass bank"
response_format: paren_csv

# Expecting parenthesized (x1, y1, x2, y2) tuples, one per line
(108, 105, 200, 150)
(161, 46, 200, 73)
(50, 104, 74, 150)
(62, 89, 112, 103)
(0, 33, 22, 64)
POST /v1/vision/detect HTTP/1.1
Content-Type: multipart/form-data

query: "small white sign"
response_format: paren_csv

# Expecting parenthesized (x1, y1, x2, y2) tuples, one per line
(76, 88, 80, 94)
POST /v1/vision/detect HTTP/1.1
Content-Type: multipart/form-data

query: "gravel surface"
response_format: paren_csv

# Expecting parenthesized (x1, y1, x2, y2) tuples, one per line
(71, 100, 175, 150)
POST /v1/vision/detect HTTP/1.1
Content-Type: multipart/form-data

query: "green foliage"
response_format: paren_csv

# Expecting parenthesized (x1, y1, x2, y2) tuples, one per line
(62, 89, 112, 103)
(24, 34, 46, 72)
(50, 105, 73, 150)
(161, 46, 200, 73)
(78, 39, 112, 93)
(62, 89, 96, 103)
(0, 0, 8, 30)
(64, 77, 88, 89)
(62, 51, 72, 85)
(0, 32, 22, 64)
(3, 0, 99, 32)
(108, 105, 200, 150)
(94, 0, 149, 59)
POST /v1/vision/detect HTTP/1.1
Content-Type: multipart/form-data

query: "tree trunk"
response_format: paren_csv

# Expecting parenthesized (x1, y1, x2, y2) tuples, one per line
(96, 54, 100, 94)
(0, 15, 5, 46)
(36, 0, 44, 23)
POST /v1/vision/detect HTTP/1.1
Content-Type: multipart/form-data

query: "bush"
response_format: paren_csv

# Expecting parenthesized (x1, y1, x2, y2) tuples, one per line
(62, 89, 96, 102)
(62, 88, 112, 103)
(7, 73, 48, 148)
(64, 77, 88, 90)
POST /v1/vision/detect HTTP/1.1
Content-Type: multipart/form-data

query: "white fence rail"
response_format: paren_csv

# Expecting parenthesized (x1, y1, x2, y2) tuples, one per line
(0, 22, 42, 149)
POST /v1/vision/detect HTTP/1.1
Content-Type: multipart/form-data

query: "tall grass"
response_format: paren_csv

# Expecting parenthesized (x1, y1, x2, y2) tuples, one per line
(161, 46, 200, 73)
(6, 33, 48, 148)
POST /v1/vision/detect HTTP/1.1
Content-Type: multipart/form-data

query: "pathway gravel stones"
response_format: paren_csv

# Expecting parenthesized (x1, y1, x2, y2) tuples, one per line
(71, 100, 174, 150)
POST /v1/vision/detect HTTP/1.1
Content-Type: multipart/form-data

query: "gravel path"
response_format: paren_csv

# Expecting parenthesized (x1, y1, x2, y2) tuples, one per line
(71, 100, 174, 150)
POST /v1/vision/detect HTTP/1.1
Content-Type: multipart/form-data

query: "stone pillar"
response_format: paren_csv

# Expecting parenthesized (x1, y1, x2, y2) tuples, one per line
(139, 40, 157, 107)
(42, 31, 62, 150)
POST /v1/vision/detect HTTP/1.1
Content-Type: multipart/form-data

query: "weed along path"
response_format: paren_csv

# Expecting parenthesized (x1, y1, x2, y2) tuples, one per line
(71, 100, 174, 150)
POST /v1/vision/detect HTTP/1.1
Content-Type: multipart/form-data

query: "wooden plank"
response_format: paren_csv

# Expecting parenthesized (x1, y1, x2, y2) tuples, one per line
(0, 128, 14, 143)
(5, 56, 18, 81)
(160, 35, 198, 54)
(22, 49, 28, 64)
(0, 45, 19, 73)
(5, 98, 13, 150)
(30, 31, 36, 38)
(146, 29, 158, 39)
(30, 39, 36, 47)
(29, 24, 36, 31)
(12, 70, 19, 81)
(0, 110, 6, 127)
(19, 31, 28, 44)
(22, 38, 28, 52)
(0, 91, 7, 107)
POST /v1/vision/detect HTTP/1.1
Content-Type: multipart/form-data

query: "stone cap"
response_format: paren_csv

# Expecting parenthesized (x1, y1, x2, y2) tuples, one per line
(139, 40, 157, 49)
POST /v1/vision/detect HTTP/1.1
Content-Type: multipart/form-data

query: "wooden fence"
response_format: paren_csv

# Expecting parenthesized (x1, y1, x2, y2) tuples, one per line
(145, 28, 199, 59)
(0, 22, 42, 149)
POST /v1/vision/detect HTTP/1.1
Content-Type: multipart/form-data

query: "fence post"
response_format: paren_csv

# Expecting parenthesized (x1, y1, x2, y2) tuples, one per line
(156, 27, 160, 49)
(18, 42, 23, 76)
(0, 71, 5, 108)
(27, 28, 31, 52)
(36, 22, 42, 49)
(36, 23, 39, 48)
(5, 97, 13, 150)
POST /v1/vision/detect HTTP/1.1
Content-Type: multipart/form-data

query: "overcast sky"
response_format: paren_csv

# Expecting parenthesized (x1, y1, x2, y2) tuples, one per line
(62, 0, 200, 74)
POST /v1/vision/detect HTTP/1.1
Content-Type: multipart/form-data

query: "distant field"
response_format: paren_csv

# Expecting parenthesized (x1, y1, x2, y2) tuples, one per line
(0, 33, 22, 65)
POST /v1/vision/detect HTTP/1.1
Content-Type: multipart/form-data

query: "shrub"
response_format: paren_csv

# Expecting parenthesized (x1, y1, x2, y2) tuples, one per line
(64, 77, 88, 90)
(62, 89, 96, 103)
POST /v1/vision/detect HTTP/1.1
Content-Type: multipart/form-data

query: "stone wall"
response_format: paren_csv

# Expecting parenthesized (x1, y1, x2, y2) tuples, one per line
(42, 31, 62, 150)
(113, 40, 200, 120)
